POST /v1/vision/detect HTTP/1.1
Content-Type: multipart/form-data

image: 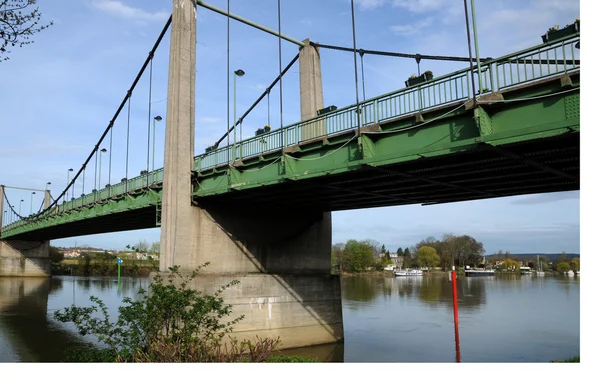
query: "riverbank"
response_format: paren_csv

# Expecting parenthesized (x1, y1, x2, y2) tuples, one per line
(52, 258, 156, 277)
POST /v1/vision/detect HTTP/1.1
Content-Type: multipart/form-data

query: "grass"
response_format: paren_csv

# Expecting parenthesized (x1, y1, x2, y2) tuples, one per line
(550, 356, 580, 363)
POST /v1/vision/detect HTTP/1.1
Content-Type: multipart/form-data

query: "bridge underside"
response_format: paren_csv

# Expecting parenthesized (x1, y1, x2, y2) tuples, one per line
(197, 131, 579, 212)
(5, 206, 156, 241)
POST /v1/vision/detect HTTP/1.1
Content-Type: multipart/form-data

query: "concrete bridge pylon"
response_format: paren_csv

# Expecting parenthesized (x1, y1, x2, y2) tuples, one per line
(158, 0, 343, 349)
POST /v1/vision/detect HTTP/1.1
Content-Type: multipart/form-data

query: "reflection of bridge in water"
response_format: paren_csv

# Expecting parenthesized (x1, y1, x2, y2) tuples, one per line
(0, 276, 148, 362)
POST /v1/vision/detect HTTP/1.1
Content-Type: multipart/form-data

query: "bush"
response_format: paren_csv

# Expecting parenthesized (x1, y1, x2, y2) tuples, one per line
(54, 263, 281, 362)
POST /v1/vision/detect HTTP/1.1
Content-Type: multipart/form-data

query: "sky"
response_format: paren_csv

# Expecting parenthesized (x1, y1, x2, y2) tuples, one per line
(0, 0, 585, 255)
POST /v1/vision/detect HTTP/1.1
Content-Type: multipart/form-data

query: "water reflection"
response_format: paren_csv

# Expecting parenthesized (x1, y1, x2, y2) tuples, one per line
(0, 278, 87, 362)
(0, 276, 149, 362)
(342, 275, 487, 313)
(0, 274, 580, 362)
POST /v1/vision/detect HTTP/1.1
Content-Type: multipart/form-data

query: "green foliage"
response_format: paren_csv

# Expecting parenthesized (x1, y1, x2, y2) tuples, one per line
(502, 259, 520, 272)
(556, 262, 571, 274)
(341, 239, 378, 272)
(265, 355, 318, 362)
(62, 347, 116, 362)
(416, 246, 440, 269)
(570, 258, 580, 272)
(54, 263, 279, 362)
(551, 355, 579, 363)
(49, 246, 64, 263)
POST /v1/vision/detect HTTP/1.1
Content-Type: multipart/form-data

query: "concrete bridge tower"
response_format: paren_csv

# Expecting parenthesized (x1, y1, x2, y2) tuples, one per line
(158, 0, 343, 349)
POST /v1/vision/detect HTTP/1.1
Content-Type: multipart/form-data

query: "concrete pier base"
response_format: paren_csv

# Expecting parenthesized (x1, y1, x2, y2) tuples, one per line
(0, 240, 51, 277)
(185, 273, 343, 349)
(157, 204, 344, 349)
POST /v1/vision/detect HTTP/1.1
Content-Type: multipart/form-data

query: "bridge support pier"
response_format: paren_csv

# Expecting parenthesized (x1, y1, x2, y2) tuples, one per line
(0, 240, 51, 277)
(0, 187, 52, 277)
(166, 206, 343, 349)
(159, 0, 341, 349)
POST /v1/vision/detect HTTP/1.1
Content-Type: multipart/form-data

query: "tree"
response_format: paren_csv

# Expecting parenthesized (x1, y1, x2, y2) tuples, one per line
(331, 243, 345, 271)
(569, 258, 579, 272)
(49, 246, 64, 263)
(150, 241, 160, 256)
(556, 261, 571, 274)
(341, 239, 377, 272)
(503, 259, 520, 272)
(1, 0, 53, 61)
(416, 246, 440, 269)
(443, 234, 485, 267)
(134, 239, 149, 253)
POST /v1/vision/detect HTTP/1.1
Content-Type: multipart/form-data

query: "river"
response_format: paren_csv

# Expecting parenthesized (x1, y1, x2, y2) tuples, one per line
(0, 273, 579, 362)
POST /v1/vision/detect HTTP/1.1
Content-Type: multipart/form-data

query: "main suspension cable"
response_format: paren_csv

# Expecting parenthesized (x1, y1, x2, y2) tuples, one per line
(310, 41, 492, 63)
(25, 15, 173, 221)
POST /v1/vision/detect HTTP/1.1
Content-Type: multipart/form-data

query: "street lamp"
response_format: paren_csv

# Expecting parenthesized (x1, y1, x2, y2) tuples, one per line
(19, 199, 24, 216)
(30, 192, 36, 215)
(233, 69, 245, 161)
(98, 148, 107, 191)
(66, 168, 73, 202)
(152, 116, 162, 179)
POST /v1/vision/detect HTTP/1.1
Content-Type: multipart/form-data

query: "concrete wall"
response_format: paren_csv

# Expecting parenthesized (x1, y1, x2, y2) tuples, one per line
(0, 240, 51, 277)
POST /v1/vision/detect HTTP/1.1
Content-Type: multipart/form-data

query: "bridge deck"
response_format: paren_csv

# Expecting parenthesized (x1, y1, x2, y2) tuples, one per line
(1, 34, 580, 240)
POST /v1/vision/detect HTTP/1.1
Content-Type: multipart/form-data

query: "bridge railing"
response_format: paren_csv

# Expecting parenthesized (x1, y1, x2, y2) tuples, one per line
(194, 33, 578, 172)
(476, 35, 579, 93)
(0, 34, 580, 235)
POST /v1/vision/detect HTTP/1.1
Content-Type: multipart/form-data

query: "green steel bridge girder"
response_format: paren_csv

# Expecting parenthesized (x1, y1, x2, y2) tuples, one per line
(192, 73, 580, 198)
(2, 189, 162, 240)
(1, 71, 579, 240)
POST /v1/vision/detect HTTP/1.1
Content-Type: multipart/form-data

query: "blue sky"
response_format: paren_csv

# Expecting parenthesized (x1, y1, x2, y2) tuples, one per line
(0, 0, 583, 254)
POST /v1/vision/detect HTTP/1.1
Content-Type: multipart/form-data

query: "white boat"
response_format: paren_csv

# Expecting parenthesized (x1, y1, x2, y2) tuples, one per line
(464, 266, 495, 276)
(393, 269, 423, 276)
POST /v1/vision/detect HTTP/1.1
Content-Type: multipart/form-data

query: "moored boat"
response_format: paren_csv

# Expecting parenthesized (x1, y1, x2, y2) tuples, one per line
(393, 269, 423, 276)
(464, 266, 495, 276)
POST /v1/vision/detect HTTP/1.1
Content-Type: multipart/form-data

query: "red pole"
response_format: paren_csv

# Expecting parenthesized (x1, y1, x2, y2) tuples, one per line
(451, 265, 461, 362)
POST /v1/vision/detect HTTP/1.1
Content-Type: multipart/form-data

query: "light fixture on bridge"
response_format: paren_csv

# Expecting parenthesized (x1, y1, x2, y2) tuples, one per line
(152, 116, 163, 174)
(30, 191, 36, 216)
(66, 168, 74, 202)
(233, 69, 245, 161)
(98, 148, 107, 192)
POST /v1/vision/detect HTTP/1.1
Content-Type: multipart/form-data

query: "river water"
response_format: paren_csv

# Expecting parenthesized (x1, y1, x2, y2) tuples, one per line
(0, 274, 579, 362)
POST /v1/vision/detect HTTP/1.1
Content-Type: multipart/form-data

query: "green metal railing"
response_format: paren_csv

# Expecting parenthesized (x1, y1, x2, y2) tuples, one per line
(195, 34, 579, 170)
(1, 34, 580, 236)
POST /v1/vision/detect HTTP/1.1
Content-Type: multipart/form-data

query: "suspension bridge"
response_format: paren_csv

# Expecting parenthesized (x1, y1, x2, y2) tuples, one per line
(0, 0, 579, 348)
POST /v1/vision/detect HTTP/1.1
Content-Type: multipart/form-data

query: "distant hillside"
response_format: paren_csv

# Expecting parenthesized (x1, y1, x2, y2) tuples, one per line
(485, 253, 579, 262)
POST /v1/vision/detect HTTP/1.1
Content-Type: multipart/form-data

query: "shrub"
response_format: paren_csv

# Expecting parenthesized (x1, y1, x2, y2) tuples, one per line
(54, 263, 281, 362)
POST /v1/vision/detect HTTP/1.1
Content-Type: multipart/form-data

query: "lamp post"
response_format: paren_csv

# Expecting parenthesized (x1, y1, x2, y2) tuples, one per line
(98, 148, 107, 191)
(469, 0, 482, 93)
(152, 116, 162, 181)
(233, 69, 245, 161)
(30, 192, 36, 215)
(66, 168, 73, 202)
(3, 210, 6, 225)
(19, 199, 24, 216)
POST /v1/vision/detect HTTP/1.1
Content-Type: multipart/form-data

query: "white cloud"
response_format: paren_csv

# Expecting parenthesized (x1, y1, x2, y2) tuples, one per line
(393, 0, 447, 13)
(355, 0, 387, 10)
(390, 18, 434, 36)
(91, 1, 169, 21)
